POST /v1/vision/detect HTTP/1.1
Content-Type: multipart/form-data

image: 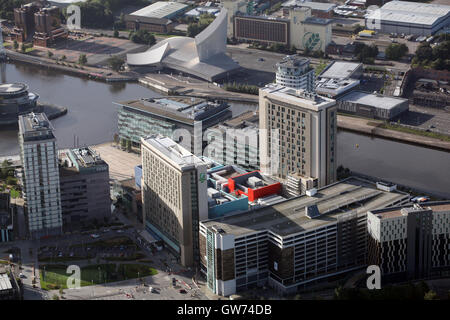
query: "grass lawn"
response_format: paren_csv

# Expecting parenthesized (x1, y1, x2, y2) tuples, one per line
(40, 263, 157, 290)
(379, 123, 450, 142)
(117, 264, 158, 279)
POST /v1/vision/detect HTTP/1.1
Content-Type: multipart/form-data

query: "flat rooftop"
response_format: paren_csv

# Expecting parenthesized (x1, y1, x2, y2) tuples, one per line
(319, 61, 362, 80)
(130, 1, 188, 19)
(340, 90, 408, 110)
(117, 97, 230, 125)
(261, 84, 336, 111)
(69, 147, 105, 168)
(303, 17, 334, 25)
(282, 0, 336, 12)
(0, 273, 12, 292)
(0, 83, 27, 95)
(276, 55, 310, 69)
(142, 134, 205, 170)
(202, 177, 409, 237)
(18, 113, 54, 139)
(367, 1, 450, 26)
(372, 201, 450, 220)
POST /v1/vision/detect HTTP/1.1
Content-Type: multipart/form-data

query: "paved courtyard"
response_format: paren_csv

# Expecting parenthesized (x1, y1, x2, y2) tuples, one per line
(91, 142, 141, 182)
(30, 35, 146, 66)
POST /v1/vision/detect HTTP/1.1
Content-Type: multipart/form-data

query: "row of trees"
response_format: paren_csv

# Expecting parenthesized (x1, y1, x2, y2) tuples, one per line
(223, 82, 259, 95)
(412, 40, 450, 71)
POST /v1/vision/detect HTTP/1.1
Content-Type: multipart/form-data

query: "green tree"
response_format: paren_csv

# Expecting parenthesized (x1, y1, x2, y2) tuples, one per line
(385, 43, 408, 60)
(47, 50, 54, 59)
(61, 55, 66, 61)
(424, 290, 438, 300)
(0, 0, 27, 21)
(20, 43, 26, 53)
(107, 55, 124, 72)
(13, 40, 18, 50)
(113, 29, 119, 38)
(78, 53, 87, 65)
(129, 30, 156, 45)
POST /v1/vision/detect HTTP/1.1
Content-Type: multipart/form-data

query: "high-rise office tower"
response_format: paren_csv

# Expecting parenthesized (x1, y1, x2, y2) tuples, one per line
(259, 85, 337, 191)
(276, 56, 315, 91)
(18, 112, 62, 239)
(141, 134, 208, 267)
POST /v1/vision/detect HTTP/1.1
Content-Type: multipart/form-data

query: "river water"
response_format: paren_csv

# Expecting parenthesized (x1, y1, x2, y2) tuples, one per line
(0, 62, 449, 198)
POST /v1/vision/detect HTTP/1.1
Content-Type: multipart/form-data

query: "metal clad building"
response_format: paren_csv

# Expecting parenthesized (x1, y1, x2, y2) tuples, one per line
(365, 1, 450, 36)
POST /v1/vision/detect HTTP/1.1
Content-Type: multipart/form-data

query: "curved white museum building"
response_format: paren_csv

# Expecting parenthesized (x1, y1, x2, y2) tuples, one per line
(127, 9, 240, 81)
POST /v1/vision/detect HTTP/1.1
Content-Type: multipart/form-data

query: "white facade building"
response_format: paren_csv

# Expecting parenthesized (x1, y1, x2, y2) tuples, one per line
(141, 134, 208, 267)
(276, 56, 315, 91)
(18, 113, 62, 239)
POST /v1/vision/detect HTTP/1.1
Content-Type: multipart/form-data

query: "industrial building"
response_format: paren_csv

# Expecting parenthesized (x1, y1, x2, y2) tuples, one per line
(337, 90, 409, 120)
(59, 147, 111, 229)
(200, 177, 410, 296)
(125, 1, 189, 33)
(367, 202, 450, 283)
(141, 134, 209, 267)
(0, 83, 39, 126)
(282, 0, 336, 19)
(276, 55, 315, 91)
(18, 112, 63, 239)
(259, 84, 337, 189)
(223, 1, 332, 52)
(315, 61, 363, 98)
(365, 1, 450, 36)
(127, 9, 240, 81)
(116, 97, 232, 154)
(205, 111, 260, 171)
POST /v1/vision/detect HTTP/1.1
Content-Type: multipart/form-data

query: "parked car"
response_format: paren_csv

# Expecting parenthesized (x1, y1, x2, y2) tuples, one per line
(19, 273, 26, 278)
(411, 196, 430, 203)
(179, 289, 187, 294)
(90, 234, 100, 239)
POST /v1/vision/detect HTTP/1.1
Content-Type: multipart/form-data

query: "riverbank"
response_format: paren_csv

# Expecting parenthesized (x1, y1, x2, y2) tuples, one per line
(337, 115, 450, 152)
(5, 49, 138, 83)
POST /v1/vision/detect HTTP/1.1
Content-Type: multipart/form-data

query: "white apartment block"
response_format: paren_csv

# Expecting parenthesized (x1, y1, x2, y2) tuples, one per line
(18, 113, 62, 239)
(141, 134, 208, 267)
(276, 56, 315, 91)
(259, 84, 337, 189)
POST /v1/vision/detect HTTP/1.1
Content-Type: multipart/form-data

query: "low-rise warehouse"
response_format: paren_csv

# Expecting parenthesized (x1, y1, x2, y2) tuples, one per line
(125, 1, 189, 33)
(337, 90, 409, 120)
(365, 1, 450, 36)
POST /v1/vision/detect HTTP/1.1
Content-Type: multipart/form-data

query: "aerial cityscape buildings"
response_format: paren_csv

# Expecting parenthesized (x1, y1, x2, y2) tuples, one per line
(0, 0, 449, 304)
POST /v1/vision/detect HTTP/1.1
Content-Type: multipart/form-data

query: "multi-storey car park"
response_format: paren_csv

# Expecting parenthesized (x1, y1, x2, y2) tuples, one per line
(199, 177, 410, 296)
